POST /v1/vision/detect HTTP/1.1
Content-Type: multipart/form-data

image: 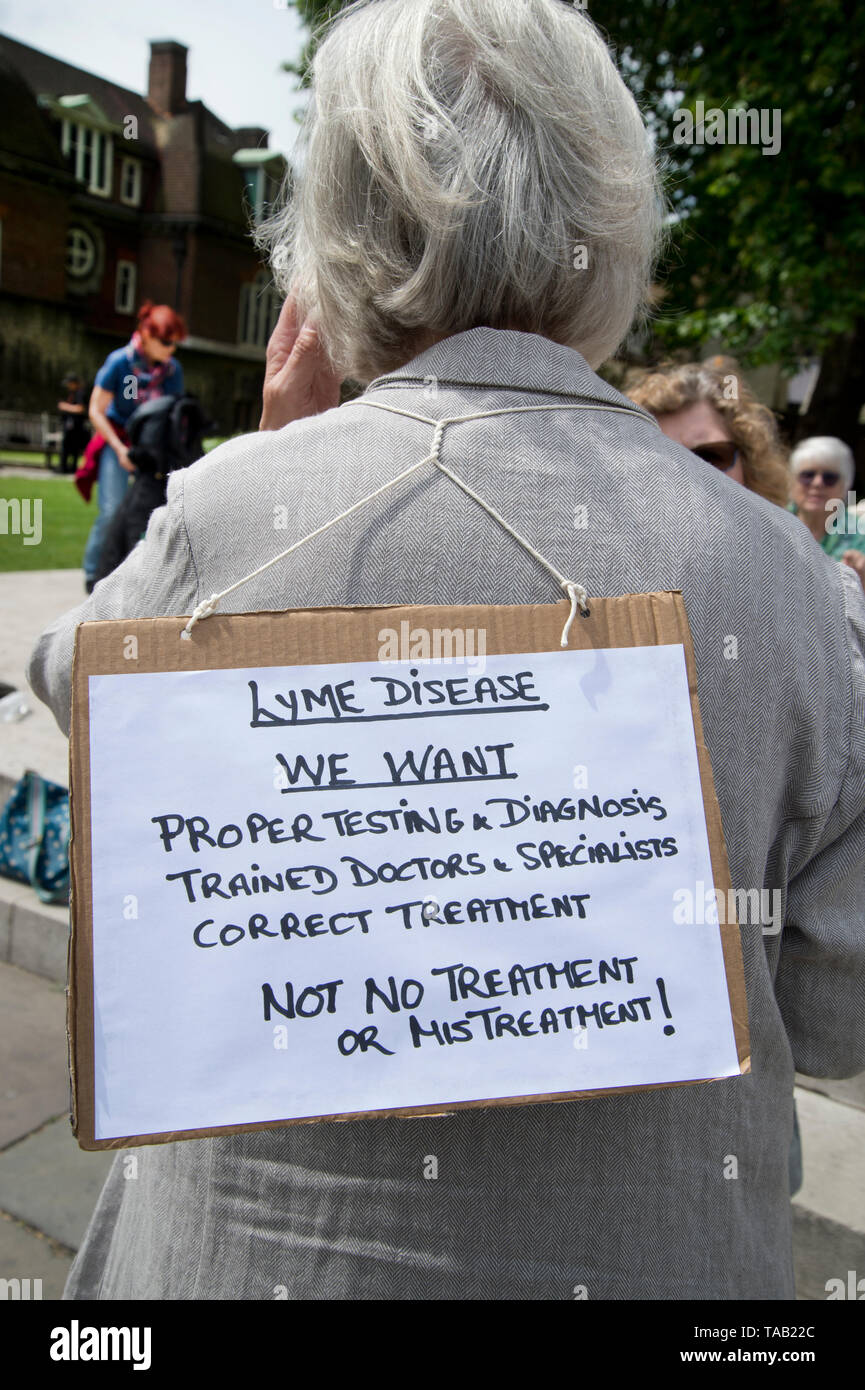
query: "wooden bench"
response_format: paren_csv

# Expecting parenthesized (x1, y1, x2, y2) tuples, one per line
(0, 410, 63, 465)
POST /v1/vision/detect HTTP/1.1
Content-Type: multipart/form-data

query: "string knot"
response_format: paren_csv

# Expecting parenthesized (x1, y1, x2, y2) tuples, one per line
(181, 594, 221, 640)
(174, 406, 591, 642)
(560, 580, 590, 647)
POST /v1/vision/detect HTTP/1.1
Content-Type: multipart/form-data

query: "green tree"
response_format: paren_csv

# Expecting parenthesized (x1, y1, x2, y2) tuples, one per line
(594, 0, 865, 442)
(282, 0, 865, 441)
(281, 0, 345, 90)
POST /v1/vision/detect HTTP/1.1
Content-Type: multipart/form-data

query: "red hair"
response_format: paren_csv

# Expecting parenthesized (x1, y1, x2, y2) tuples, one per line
(137, 300, 187, 343)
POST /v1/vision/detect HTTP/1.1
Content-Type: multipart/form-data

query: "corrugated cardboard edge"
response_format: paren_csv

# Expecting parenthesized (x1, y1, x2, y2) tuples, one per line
(658, 594, 751, 1086)
(68, 632, 89, 1145)
(69, 593, 750, 1150)
(65, 705, 78, 1140)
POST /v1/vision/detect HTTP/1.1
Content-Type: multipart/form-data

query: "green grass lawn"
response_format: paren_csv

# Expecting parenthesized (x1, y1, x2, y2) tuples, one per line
(0, 475, 91, 570)
(0, 437, 228, 469)
(0, 439, 231, 571)
(0, 449, 52, 467)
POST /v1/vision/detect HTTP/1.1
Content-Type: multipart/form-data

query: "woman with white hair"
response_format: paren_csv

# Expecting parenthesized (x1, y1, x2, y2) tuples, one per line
(789, 436, 865, 589)
(27, 0, 865, 1301)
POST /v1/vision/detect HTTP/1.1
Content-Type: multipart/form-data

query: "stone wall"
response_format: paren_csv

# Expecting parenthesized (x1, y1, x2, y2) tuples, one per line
(0, 299, 263, 432)
(0, 299, 102, 412)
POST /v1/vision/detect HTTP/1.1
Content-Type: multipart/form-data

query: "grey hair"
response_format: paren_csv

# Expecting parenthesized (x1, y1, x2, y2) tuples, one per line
(791, 436, 855, 489)
(257, 0, 667, 383)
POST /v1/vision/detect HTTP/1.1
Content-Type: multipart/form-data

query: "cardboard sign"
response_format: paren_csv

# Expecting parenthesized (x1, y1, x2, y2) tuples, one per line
(69, 595, 749, 1149)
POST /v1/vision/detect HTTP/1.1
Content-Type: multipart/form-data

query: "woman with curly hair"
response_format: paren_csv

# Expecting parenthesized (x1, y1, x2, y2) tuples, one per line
(627, 359, 791, 508)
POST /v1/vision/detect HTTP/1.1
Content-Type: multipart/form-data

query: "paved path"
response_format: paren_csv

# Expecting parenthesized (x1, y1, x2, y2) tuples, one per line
(0, 569, 82, 787)
(0, 961, 114, 1296)
(0, 465, 55, 479)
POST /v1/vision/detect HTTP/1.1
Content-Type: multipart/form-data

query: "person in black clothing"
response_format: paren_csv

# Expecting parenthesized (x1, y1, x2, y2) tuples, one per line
(56, 372, 89, 473)
(94, 393, 210, 583)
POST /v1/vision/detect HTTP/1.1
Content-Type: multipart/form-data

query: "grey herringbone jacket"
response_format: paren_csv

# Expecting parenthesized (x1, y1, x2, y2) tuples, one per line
(28, 328, 865, 1300)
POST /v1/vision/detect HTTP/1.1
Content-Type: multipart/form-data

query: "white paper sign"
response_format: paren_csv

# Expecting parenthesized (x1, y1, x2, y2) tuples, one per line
(87, 644, 740, 1139)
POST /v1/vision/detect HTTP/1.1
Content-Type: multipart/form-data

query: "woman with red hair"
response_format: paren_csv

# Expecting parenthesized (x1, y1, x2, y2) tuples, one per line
(82, 301, 186, 593)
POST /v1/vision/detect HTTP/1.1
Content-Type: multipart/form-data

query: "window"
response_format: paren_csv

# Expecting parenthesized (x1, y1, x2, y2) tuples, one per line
(66, 226, 96, 278)
(242, 165, 281, 224)
(238, 271, 281, 348)
(120, 158, 142, 207)
(115, 259, 137, 314)
(61, 119, 113, 196)
(235, 151, 288, 225)
(243, 168, 265, 222)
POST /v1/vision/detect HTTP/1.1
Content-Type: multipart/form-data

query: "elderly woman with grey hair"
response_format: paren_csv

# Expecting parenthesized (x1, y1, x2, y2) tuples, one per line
(27, 0, 865, 1301)
(788, 436, 865, 589)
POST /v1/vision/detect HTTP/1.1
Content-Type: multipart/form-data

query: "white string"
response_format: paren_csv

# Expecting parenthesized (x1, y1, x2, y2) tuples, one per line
(178, 398, 630, 643)
(429, 453, 589, 641)
(180, 450, 438, 639)
(342, 397, 660, 431)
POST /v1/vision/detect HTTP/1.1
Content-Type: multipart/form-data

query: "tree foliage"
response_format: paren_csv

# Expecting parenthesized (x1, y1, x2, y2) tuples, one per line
(281, 0, 864, 430)
(593, 0, 865, 376)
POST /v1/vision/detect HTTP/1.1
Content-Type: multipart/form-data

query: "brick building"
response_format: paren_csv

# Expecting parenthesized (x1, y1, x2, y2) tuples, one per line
(0, 34, 289, 433)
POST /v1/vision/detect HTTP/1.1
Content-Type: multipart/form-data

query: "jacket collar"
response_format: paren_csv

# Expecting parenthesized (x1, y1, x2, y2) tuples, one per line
(363, 326, 657, 424)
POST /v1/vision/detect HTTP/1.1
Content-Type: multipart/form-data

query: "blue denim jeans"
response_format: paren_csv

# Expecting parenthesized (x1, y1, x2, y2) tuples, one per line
(82, 443, 130, 582)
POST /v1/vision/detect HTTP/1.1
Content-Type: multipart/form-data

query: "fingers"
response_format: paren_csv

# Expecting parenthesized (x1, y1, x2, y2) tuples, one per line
(287, 322, 334, 385)
(277, 319, 334, 389)
(272, 292, 303, 352)
(263, 293, 302, 380)
(268, 286, 327, 366)
(259, 291, 342, 430)
(292, 320, 323, 356)
(274, 290, 301, 341)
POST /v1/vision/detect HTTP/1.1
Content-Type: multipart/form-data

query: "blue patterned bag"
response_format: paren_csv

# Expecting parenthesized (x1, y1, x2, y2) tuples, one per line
(0, 771, 70, 905)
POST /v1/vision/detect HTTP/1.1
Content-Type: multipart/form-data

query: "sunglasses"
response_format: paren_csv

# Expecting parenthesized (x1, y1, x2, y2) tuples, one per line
(796, 469, 840, 487)
(691, 441, 739, 471)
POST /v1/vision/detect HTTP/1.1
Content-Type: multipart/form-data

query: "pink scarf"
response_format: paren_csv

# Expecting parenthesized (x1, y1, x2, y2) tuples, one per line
(128, 331, 175, 402)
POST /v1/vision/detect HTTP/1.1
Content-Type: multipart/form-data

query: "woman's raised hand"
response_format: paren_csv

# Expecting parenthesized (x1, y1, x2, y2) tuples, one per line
(259, 292, 343, 431)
